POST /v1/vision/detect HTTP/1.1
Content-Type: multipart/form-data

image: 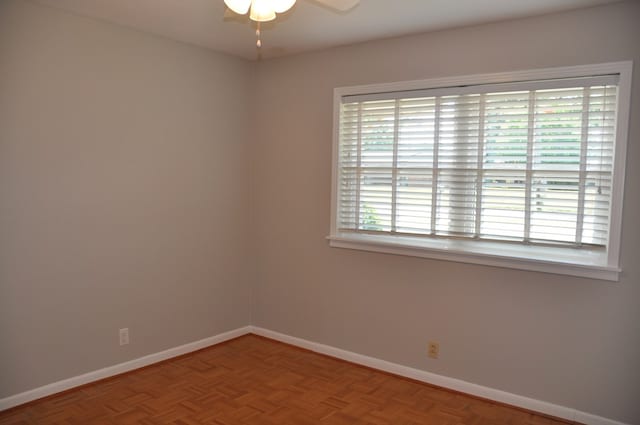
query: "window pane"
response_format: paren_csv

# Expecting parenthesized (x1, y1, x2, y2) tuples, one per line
(359, 170, 392, 232)
(361, 100, 395, 168)
(480, 171, 526, 240)
(435, 169, 477, 236)
(396, 170, 433, 234)
(533, 88, 584, 172)
(484, 91, 529, 170)
(397, 97, 436, 168)
(529, 172, 579, 243)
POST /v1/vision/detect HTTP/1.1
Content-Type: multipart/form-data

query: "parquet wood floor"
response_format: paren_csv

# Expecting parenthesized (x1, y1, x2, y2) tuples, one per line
(0, 335, 576, 425)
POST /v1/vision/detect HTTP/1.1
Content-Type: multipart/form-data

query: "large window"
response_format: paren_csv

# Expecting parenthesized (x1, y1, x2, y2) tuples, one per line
(329, 63, 632, 280)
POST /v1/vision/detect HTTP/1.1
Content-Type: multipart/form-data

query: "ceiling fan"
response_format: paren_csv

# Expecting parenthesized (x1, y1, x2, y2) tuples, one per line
(223, 0, 360, 22)
(224, 0, 359, 48)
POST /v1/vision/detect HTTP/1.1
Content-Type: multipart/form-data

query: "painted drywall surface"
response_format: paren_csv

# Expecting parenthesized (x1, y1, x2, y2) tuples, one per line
(252, 2, 640, 423)
(0, 1, 253, 397)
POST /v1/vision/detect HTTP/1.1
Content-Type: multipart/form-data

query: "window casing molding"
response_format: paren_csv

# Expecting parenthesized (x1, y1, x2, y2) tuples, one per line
(329, 62, 632, 281)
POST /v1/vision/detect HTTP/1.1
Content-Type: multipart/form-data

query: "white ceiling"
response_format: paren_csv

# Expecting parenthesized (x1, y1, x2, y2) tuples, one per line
(31, 0, 621, 60)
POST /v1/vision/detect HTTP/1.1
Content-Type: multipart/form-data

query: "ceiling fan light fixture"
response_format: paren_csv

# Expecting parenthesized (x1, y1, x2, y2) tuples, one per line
(223, 0, 359, 50)
(223, 0, 251, 15)
(249, 0, 277, 22)
(271, 0, 297, 13)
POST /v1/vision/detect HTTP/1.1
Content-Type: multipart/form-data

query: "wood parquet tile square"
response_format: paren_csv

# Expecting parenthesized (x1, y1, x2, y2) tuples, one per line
(0, 335, 577, 425)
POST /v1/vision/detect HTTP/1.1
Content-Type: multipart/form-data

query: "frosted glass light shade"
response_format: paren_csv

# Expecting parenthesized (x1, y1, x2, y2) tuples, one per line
(249, 0, 276, 22)
(224, 0, 251, 14)
(272, 0, 296, 13)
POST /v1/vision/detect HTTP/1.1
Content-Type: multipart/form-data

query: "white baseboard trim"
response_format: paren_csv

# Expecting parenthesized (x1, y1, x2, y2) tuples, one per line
(249, 326, 629, 425)
(0, 326, 252, 412)
(0, 325, 629, 425)
(573, 412, 632, 425)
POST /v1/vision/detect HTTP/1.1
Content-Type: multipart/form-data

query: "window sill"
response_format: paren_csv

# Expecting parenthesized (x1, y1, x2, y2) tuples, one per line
(327, 233, 620, 281)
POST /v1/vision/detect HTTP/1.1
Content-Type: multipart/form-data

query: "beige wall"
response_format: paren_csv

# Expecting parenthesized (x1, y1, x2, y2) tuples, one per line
(252, 2, 640, 423)
(0, 0, 254, 397)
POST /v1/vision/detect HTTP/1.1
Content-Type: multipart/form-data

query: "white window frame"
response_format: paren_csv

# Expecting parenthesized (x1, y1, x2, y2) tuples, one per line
(328, 62, 632, 281)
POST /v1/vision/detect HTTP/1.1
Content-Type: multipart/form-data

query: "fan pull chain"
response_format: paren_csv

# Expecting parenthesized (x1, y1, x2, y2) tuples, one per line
(256, 22, 262, 48)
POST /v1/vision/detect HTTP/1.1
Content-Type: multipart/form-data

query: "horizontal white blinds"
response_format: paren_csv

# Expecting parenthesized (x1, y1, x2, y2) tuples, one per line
(338, 77, 618, 247)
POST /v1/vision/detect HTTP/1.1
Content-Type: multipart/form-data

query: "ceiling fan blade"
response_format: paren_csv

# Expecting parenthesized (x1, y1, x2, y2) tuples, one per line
(310, 0, 359, 12)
